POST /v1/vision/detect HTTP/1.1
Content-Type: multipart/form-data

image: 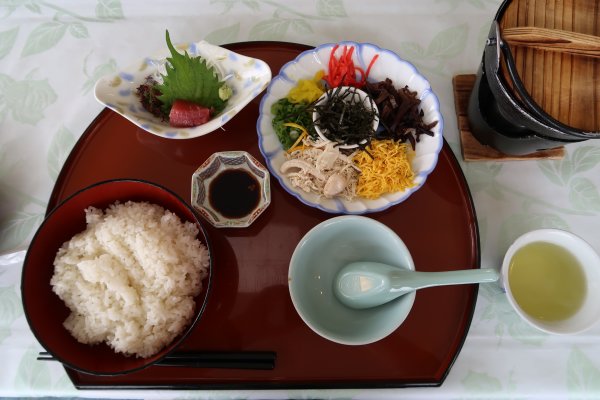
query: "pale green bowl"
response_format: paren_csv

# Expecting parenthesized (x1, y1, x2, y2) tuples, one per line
(288, 215, 415, 345)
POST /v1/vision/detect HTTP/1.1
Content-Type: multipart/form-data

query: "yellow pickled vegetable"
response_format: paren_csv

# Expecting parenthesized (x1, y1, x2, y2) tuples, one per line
(287, 70, 325, 104)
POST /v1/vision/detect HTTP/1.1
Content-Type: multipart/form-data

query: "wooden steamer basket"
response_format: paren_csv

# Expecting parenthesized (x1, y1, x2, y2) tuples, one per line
(468, 0, 600, 155)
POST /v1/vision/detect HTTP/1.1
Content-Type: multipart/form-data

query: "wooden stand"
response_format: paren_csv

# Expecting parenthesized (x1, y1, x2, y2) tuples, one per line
(452, 74, 564, 161)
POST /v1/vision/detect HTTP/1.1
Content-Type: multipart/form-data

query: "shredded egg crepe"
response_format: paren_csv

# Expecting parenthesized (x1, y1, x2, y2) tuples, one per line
(353, 140, 415, 199)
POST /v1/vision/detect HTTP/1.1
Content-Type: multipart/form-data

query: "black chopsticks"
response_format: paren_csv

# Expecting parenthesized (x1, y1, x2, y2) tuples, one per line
(154, 351, 276, 370)
(37, 351, 276, 370)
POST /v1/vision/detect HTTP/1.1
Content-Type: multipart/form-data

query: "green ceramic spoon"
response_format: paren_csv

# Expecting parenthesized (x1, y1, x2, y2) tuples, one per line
(334, 261, 499, 309)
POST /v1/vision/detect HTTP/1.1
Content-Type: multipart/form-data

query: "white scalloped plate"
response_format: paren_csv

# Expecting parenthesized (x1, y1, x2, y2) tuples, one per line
(95, 40, 272, 139)
(256, 41, 444, 214)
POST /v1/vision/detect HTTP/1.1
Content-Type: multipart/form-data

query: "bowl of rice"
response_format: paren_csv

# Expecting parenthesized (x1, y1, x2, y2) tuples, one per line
(21, 179, 212, 376)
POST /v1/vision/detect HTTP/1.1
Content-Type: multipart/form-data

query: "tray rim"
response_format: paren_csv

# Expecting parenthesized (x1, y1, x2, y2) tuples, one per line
(46, 41, 480, 390)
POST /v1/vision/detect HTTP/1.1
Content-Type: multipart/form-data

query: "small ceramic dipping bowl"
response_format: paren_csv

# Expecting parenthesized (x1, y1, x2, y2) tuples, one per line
(191, 151, 271, 228)
(501, 229, 600, 334)
(288, 215, 415, 345)
(312, 86, 379, 150)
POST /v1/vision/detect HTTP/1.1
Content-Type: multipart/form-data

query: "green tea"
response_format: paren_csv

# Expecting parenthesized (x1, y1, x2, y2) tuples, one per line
(508, 241, 587, 322)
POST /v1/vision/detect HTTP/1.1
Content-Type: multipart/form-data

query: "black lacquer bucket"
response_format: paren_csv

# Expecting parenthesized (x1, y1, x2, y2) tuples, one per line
(468, 0, 600, 155)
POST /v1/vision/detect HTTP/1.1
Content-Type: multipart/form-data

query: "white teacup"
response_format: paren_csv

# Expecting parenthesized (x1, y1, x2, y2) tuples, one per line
(501, 229, 600, 334)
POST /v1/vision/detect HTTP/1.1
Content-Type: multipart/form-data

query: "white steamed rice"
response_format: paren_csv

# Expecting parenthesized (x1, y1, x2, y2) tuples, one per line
(50, 201, 209, 358)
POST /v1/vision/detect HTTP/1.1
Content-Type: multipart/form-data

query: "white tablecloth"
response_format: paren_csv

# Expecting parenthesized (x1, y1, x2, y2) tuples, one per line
(1, 0, 600, 398)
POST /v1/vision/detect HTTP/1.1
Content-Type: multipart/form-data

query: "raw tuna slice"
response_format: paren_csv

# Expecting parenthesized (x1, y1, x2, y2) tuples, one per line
(169, 99, 212, 127)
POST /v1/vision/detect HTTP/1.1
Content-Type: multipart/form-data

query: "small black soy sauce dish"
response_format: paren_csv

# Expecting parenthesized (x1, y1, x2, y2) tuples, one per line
(191, 151, 271, 228)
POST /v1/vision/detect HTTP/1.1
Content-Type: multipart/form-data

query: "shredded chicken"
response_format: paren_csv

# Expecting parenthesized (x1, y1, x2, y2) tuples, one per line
(280, 139, 360, 200)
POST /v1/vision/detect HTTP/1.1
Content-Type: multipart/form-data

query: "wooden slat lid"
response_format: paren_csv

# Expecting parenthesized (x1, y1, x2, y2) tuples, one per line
(499, 0, 599, 132)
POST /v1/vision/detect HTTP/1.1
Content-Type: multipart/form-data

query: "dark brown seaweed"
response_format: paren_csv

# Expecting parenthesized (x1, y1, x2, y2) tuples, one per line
(364, 78, 438, 149)
(136, 76, 168, 120)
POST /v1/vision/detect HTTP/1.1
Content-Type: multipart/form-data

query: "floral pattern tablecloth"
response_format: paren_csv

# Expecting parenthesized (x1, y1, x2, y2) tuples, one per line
(1, 0, 600, 398)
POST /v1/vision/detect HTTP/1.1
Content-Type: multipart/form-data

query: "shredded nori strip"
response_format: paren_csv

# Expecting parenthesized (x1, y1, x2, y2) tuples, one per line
(310, 86, 378, 149)
(364, 78, 438, 149)
(136, 76, 169, 120)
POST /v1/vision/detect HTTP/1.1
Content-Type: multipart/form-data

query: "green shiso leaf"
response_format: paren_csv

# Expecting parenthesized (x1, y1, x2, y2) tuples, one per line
(156, 30, 228, 114)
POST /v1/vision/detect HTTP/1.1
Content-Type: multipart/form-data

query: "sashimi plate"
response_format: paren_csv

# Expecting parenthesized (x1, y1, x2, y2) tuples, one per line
(95, 40, 272, 139)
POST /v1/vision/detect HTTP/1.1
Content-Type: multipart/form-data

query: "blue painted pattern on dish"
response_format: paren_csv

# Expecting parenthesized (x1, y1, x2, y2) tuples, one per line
(119, 72, 135, 82)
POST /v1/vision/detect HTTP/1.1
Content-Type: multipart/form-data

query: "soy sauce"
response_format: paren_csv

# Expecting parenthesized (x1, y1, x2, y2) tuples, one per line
(209, 169, 260, 219)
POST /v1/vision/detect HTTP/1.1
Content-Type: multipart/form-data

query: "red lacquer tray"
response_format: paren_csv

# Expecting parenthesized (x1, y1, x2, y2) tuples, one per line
(48, 42, 479, 389)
